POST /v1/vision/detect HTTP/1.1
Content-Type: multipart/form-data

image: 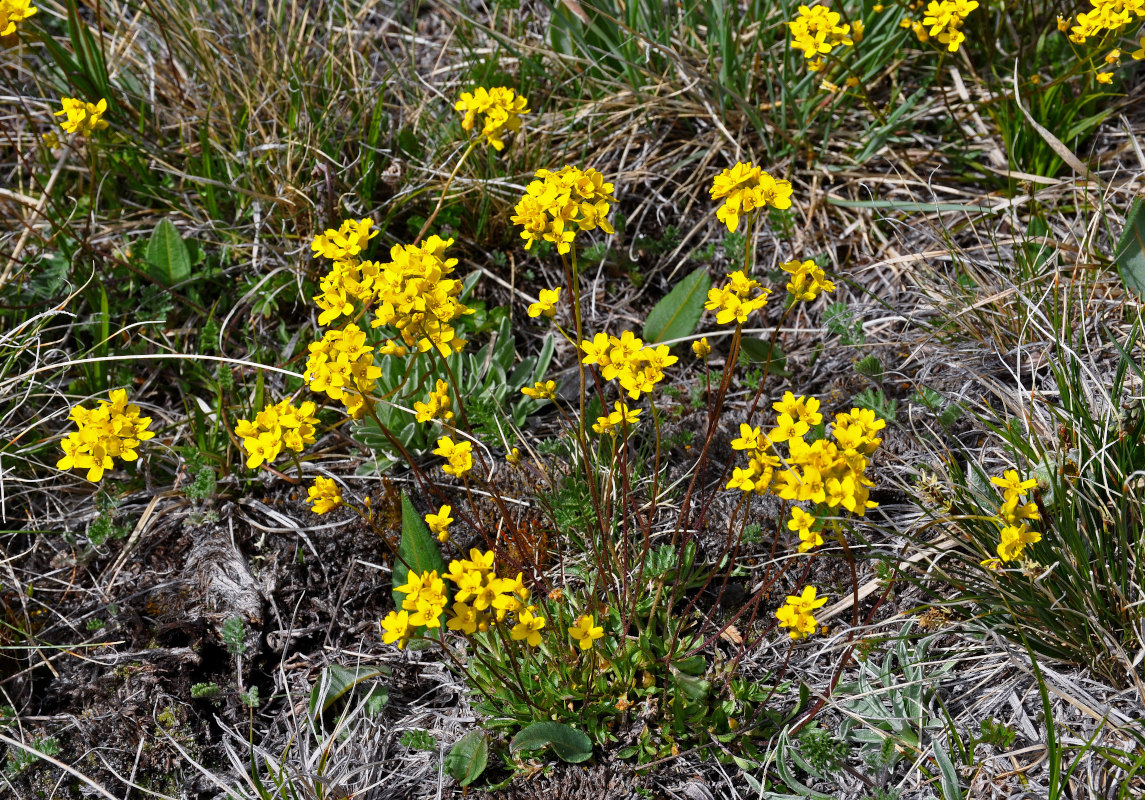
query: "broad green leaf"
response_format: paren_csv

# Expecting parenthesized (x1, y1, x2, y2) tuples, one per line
(1115, 197, 1145, 298)
(392, 494, 446, 608)
(643, 266, 711, 343)
(510, 722, 593, 763)
(308, 664, 387, 719)
(146, 219, 193, 287)
(444, 730, 488, 786)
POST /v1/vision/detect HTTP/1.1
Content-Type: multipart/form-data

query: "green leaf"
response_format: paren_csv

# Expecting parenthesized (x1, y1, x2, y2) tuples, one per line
(146, 219, 193, 287)
(392, 494, 446, 608)
(737, 338, 789, 375)
(933, 743, 963, 800)
(308, 664, 387, 720)
(510, 722, 593, 763)
(445, 730, 489, 787)
(1115, 197, 1145, 298)
(643, 266, 711, 343)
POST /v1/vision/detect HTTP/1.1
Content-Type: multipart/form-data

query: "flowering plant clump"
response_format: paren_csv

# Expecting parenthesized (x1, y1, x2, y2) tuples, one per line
(311, 218, 381, 326)
(57, 390, 154, 482)
(55, 97, 109, 135)
(454, 86, 529, 150)
(709, 162, 792, 232)
(234, 398, 319, 469)
(1, 0, 36, 35)
(510, 166, 616, 253)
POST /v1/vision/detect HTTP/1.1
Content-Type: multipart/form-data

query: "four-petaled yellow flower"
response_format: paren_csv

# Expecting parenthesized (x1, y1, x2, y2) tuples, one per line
(593, 401, 642, 436)
(569, 614, 604, 650)
(705, 270, 772, 325)
(306, 477, 342, 514)
(511, 605, 546, 646)
(381, 610, 413, 649)
(528, 287, 562, 318)
(788, 507, 823, 552)
(55, 97, 109, 135)
(303, 324, 382, 419)
(788, 3, 855, 60)
(454, 87, 529, 150)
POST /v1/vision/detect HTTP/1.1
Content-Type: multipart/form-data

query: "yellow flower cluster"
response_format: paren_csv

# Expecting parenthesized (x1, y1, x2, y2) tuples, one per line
(592, 401, 642, 436)
(370, 236, 473, 357)
(775, 586, 827, 640)
(303, 323, 382, 419)
(705, 270, 772, 325)
(234, 399, 319, 469)
(57, 389, 154, 482)
(980, 469, 1042, 569)
(1066, 0, 1143, 43)
(55, 97, 109, 135)
(511, 166, 615, 254)
(306, 476, 342, 514)
(382, 569, 450, 648)
(426, 504, 453, 542)
(580, 331, 678, 400)
(781, 259, 835, 302)
(445, 550, 539, 639)
(727, 395, 883, 518)
(710, 162, 793, 232)
(454, 87, 529, 151)
(1, 0, 36, 35)
(311, 218, 380, 327)
(432, 435, 474, 478)
(903, 0, 978, 52)
(414, 379, 454, 423)
(788, 3, 855, 67)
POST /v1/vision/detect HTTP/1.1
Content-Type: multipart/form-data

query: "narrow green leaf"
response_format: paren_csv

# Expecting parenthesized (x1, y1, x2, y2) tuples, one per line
(146, 219, 193, 287)
(933, 743, 963, 800)
(444, 730, 489, 786)
(392, 494, 446, 608)
(1115, 197, 1145, 298)
(643, 266, 711, 343)
(510, 722, 593, 763)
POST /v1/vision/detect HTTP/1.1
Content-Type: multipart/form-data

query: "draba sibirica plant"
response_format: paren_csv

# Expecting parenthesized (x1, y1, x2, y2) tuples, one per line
(57, 389, 154, 482)
(234, 399, 319, 469)
(709, 162, 792, 232)
(453, 86, 529, 151)
(788, 3, 856, 69)
(979, 469, 1042, 570)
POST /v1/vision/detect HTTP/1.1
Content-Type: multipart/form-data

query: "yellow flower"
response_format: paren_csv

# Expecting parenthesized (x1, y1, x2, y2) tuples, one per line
(511, 166, 615, 253)
(236, 399, 319, 469)
(780, 259, 834, 302)
(528, 287, 562, 318)
(506, 447, 522, 465)
(57, 389, 154, 482)
(426, 504, 454, 542)
(1133, 37, 1145, 61)
(41, 131, 59, 148)
(692, 337, 711, 359)
(788, 507, 822, 553)
(788, 3, 854, 60)
(1105, 48, 1121, 64)
(1096, 72, 1113, 84)
(304, 324, 382, 418)
(454, 87, 529, 150)
(510, 606, 546, 646)
(521, 380, 557, 400)
(1, 0, 37, 35)
(306, 477, 342, 515)
(54, 97, 109, 136)
(447, 601, 482, 635)
(1056, 15, 1069, 32)
(433, 436, 474, 478)
(381, 610, 413, 648)
(569, 614, 604, 650)
(990, 469, 1036, 502)
(395, 570, 448, 628)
